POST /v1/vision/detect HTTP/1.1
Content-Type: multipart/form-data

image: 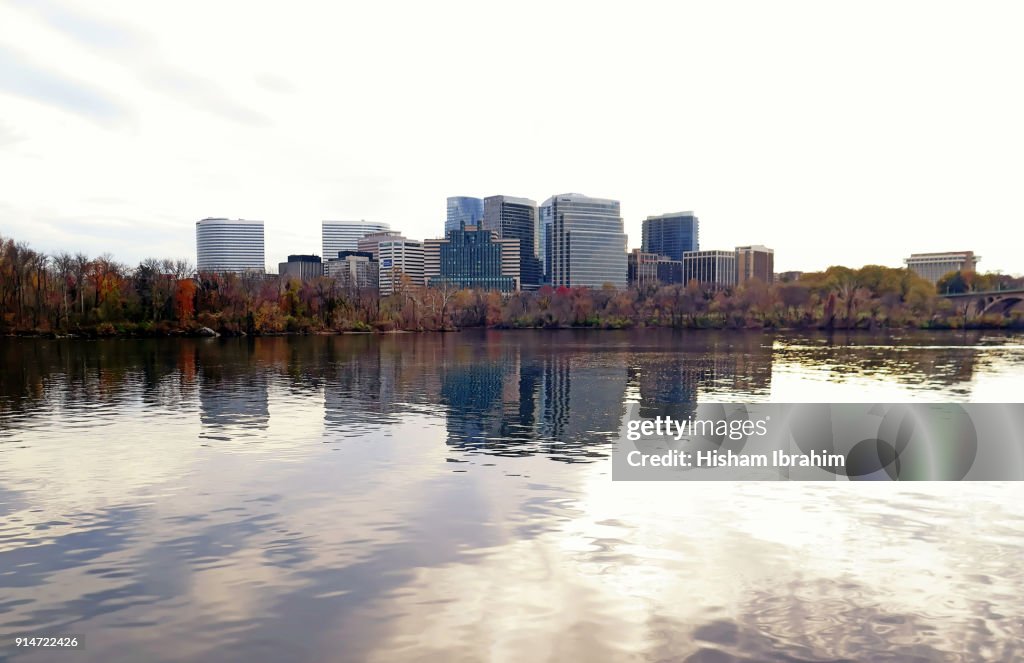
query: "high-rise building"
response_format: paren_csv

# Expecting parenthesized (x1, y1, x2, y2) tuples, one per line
(628, 250, 683, 288)
(423, 226, 520, 293)
(446, 197, 484, 233)
(278, 254, 322, 281)
(641, 212, 699, 261)
(539, 202, 554, 284)
(322, 220, 390, 262)
(377, 238, 424, 296)
(683, 250, 738, 290)
(546, 193, 628, 289)
(357, 231, 405, 260)
(735, 245, 775, 285)
(905, 251, 980, 285)
(195, 218, 265, 273)
(482, 195, 542, 290)
(325, 251, 378, 290)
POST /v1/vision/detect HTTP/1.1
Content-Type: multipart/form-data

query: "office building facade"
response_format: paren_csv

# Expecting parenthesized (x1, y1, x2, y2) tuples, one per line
(483, 195, 542, 290)
(424, 227, 520, 293)
(325, 251, 378, 290)
(628, 250, 684, 289)
(446, 197, 484, 233)
(196, 218, 265, 273)
(683, 250, 738, 290)
(357, 231, 405, 261)
(278, 254, 322, 281)
(905, 251, 980, 284)
(641, 212, 699, 261)
(377, 238, 424, 296)
(546, 193, 628, 289)
(322, 220, 390, 262)
(736, 245, 775, 285)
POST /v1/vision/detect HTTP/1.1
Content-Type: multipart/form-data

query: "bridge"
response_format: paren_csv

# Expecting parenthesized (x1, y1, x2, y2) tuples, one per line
(939, 288, 1024, 317)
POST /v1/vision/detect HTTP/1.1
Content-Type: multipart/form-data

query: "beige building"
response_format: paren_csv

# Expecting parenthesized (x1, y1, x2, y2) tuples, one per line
(356, 231, 406, 261)
(736, 245, 774, 285)
(905, 251, 980, 284)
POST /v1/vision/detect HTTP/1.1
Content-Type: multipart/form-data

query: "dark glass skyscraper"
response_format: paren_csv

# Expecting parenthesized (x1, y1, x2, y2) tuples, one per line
(446, 196, 484, 233)
(641, 212, 699, 261)
(482, 195, 542, 290)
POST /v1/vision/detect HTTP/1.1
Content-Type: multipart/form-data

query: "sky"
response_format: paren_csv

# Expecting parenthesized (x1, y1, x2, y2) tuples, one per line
(1, 0, 1022, 275)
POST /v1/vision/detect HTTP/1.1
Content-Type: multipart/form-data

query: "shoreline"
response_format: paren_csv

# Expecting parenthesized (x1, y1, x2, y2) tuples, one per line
(4, 321, 1021, 340)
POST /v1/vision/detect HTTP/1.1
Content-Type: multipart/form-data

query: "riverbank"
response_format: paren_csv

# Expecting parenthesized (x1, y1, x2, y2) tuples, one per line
(5, 316, 1023, 339)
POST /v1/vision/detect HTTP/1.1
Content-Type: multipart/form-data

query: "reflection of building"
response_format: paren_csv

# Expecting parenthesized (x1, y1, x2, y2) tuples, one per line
(446, 196, 484, 233)
(378, 238, 424, 296)
(278, 254, 322, 281)
(322, 221, 390, 262)
(483, 195, 542, 290)
(196, 218, 265, 273)
(642, 212, 699, 260)
(325, 251, 378, 289)
(197, 344, 270, 435)
(629, 333, 774, 417)
(905, 251, 980, 285)
(736, 245, 774, 285)
(628, 250, 683, 288)
(438, 340, 628, 459)
(423, 227, 520, 292)
(536, 357, 628, 448)
(546, 193, 628, 289)
(683, 250, 737, 290)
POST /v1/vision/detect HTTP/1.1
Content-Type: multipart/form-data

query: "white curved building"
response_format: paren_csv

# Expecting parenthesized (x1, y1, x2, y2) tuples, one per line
(322, 220, 391, 262)
(196, 218, 266, 273)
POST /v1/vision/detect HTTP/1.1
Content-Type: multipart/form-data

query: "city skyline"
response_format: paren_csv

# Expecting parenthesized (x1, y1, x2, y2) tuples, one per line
(2, 1, 1023, 276)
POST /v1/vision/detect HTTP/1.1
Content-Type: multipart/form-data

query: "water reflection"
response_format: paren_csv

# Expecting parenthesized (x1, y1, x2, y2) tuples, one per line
(0, 331, 1023, 662)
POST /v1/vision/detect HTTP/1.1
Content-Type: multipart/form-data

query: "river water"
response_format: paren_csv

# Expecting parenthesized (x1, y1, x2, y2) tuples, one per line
(1, 330, 1022, 662)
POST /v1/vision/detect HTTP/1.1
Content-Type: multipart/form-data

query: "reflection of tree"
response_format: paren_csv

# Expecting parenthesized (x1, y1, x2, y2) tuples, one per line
(775, 331, 982, 388)
(0, 338, 200, 424)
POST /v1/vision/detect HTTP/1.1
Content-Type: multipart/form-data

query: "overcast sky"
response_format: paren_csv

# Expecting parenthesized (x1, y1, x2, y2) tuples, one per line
(1, 0, 1021, 274)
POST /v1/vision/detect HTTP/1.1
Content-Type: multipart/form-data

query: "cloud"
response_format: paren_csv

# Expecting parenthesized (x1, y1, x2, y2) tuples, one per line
(9, 0, 142, 52)
(255, 73, 296, 95)
(145, 67, 273, 128)
(0, 44, 131, 126)
(0, 120, 24, 147)
(10, 0, 270, 129)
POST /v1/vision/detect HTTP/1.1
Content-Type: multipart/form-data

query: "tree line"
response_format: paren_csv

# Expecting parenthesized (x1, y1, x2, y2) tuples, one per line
(1, 234, 1021, 336)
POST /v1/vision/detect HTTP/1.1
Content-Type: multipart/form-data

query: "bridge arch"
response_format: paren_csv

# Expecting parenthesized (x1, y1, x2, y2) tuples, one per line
(981, 295, 1024, 316)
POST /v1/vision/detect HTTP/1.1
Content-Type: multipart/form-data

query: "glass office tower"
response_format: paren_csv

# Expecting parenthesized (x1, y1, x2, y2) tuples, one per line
(482, 195, 542, 290)
(446, 197, 484, 233)
(641, 212, 699, 261)
(546, 193, 627, 289)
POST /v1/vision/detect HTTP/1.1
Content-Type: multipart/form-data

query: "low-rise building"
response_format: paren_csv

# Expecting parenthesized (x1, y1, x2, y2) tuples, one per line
(683, 250, 738, 290)
(736, 245, 774, 285)
(325, 251, 378, 290)
(628, 250, 684, 288)
(905, 251, 980, 284)
(278, 254, 322, 281)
